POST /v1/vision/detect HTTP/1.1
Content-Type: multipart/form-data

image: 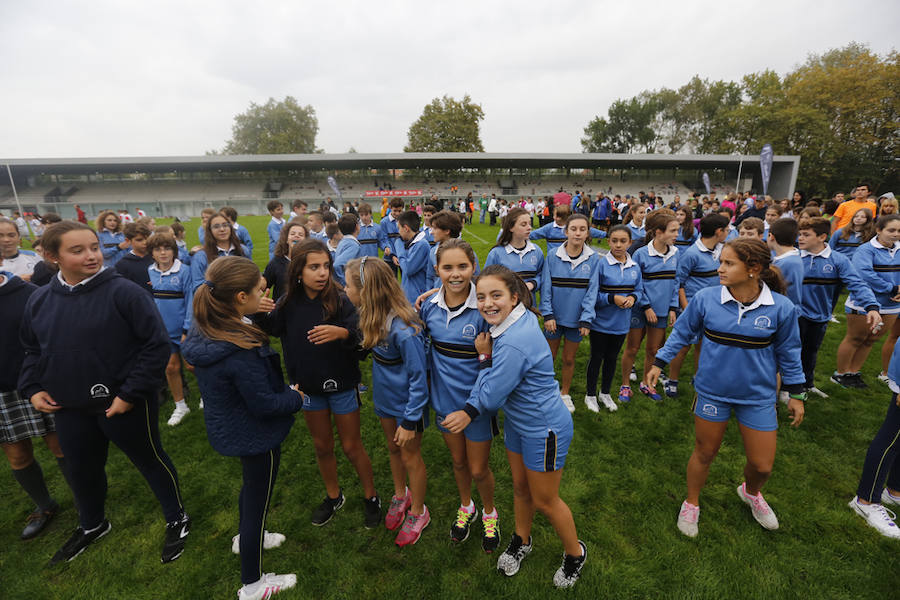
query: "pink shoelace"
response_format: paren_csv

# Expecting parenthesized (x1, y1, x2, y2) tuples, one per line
(679, 502, 699, 523)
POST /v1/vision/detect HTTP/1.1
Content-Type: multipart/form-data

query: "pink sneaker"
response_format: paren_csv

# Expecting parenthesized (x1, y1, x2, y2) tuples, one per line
(395, 506, 430, 546)
(677, 500, 699, 537)
(737, 482, 779, 530)
(385, 489, 411, 531)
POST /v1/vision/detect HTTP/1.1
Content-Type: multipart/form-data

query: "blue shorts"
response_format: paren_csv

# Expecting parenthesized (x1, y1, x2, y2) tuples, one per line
(373, 403, 430, 432)
(692, 395, 778, 432)
(435, 411, 500, 442)
(504, 425, 573, 472)
(544, 325, 583, 342)
(302, 388, 361, 415)
(630, 309, 668, 330)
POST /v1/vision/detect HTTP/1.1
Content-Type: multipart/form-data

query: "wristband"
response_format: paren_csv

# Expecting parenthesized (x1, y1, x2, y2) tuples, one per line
(788, 392, 807, 402)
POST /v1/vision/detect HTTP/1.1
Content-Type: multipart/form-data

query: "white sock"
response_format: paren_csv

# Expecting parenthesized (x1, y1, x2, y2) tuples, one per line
(461, 500, 475, 512)
(483, 507, 497, 518)
(174, 399, 186, 408)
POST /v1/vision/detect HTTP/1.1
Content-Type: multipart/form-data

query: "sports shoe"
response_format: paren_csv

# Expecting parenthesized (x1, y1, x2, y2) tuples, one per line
(385, 489, 411, 531)
(21, 500, 59, 540)
(829, 315, 840, 324)
(553, 540, 587, 588)
(481, 512, 500, 553)
(848, 497, 900, 539)
(311, 490, 345, 526)
(231, 530, 286, 554)
(497, 533, 532, 576)
(848, 373, 868, 389)
(598, 393, 618, 412)
(677, 500, 699, 537)
(629, 366, 637, 382)
(830, 372, 853, 388)
(237, 573, 297, 600)
(877, 373, 890, 384)
(363, 495, 382, 529)
(664, 379, 679, 398)
(778, 390, 790, 406)
(583, 395, 600, 413)
(450, 504, 478, 542)
(167, 403, 190, 426)
(49, 519, 112, 565)
(198, 398, 204, 409)
(161, 512, 191, 563)
(639, 382, 662, 402)
(395, 506, 430, 546)
(882, 489, 900, 507)
(807, 386, 829, 398)
(737, 483, 779, 530)
(560, 394, 575, 413)
(618, 385, 632, 403)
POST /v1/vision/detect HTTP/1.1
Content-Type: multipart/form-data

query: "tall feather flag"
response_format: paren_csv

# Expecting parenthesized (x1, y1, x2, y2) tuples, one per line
(327, 175, 343, 202)
(759, 144, 773, 196)
(702, 172, 711, 195)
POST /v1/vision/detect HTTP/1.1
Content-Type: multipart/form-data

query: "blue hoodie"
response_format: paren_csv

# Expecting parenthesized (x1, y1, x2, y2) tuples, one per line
(632, 242, 679, 318)
(148, 259, 193, 344)
(333, 236, 361, 286)
(590, 251, 645, 335)
(847, 238, 900, 314)
(358, 221, 381, 258)
(539, 243, 600, 328)
(181, 331, 302, 457)
(371, 315, 429, 430)
(799, 245, 878, 322)
(676, 238, 723, 304)
(98, 229, 125, 267)
(830, 228, 865, 257)
(485, 241, 544, 301)
(396, 230, 431, 304)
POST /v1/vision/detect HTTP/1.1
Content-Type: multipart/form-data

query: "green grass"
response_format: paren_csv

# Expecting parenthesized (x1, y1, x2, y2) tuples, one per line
(1, 215, 894, 599)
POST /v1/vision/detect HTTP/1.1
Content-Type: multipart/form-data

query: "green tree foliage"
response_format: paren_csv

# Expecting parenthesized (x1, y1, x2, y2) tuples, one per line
(581, 44, 899, 194)
(223, 96, 320, 154)
(405, 95, 485, 152)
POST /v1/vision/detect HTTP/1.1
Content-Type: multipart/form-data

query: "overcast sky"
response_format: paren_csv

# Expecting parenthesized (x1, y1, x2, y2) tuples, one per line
(1, 0, 896, 158)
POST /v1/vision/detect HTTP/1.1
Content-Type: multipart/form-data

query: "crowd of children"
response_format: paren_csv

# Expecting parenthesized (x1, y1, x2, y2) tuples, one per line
(3, 182, 900, 597)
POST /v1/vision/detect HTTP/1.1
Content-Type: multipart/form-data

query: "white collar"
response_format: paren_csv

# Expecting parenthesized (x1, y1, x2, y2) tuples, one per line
(0, 273, 8, 287)
(431, 282, 479, 325)
(800, 245, 832, 259)
(490, 302, 527, 338)
(720, 283, 774, 307)
(57, 266, 107, 291)
(555, 242, 595, 268)
(386, 213, 397, 223)
(871, 237, 900, 252)
(217, 244, 236, 254)
(504, 240, 538, 256)
(772, 248, 800, 261)
(410, 230, 427, 245)
(383, 310, 397, 335)
(605, 251, 636, 269)
(647, 241, 678, 262)
(271, 216, 284, 225)
(694, 238, 723, 260)
(149, 258, 183, 275)
(327, 240, 339, 252)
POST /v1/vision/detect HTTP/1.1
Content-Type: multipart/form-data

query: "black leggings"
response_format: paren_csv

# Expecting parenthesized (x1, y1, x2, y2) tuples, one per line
(54, 399, 183, 530)
(856, 393, 900, 502)
(586, 331, 627, 396)
(239, 447, 281, 585)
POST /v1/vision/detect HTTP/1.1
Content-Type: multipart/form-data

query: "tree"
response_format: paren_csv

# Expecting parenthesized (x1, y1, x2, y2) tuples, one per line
(404, 95, 485, 152)
(223, 96, 320, 154)
(581, 93, 662, 153)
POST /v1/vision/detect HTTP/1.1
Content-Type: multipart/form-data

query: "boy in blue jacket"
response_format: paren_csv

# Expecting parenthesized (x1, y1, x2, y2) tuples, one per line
(392, 211, 431, 304)
(266, 200, 285, 260)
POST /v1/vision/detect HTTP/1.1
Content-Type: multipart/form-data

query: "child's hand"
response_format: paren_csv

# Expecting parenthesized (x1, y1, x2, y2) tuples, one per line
(544, 319, 557, 334)
(308, 325, 349, 344)
(391, 256, 400, 267)
(105, 397, 134, 418)
(579, 326, 590, 338)
(645, 308, 657, 324)
(394, 426, 415, 447)
(30, 391, 61, 413)
(474, 332, 492, 355)
(414, 288, 440, 310)
(668, 310, 676, 327)
(441, 411, 472, 434)
(258, 295, 276, 313)
(290, 384, 301, 394)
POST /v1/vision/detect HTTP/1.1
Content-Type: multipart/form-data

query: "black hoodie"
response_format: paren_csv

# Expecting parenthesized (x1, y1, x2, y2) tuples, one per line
(0, 272, 37, 391)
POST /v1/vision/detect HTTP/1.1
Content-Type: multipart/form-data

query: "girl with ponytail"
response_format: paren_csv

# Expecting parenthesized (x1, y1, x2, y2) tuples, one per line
(182, 256, 303, 600)
(646, 237, 805, 539)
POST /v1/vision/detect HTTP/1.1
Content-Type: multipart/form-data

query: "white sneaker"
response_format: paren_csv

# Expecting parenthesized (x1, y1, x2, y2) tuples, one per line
(598, 393, 618, 412)
(877, 373, 890, 384)
(677, 500, 699, 537)
(849, 497, 900, 539)
(583, 396, 600, 413)
(198, 398, 204, 409)
(231, 530, 287, 554)
(629, 367, 637, 382)
(238, 573, 297, 599)
(808, 387, 829, 398)
(737, 483, 779, 530)
(829, 315, 840, 324)
(881, 489, 900, 507)
(561, 394, 575, 414)
(166, 404, 190, 427)
(778, 391, 790, 406)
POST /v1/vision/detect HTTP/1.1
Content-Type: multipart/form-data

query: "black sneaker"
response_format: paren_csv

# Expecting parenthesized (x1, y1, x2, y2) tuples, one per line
(311, 490, 345, 526)
(21, 501, 59, 540)
(481, 512, 500, 553)
(363, 496, 382, 529)
(848, 373, 868, 389)
(161, 512, 191, 563)
(496, 533, 532, 576)
(553, 540, 587, 588)
(49, 519, 111, 565)
(450, 505, 478, 543)
(830, 372, 852, 388)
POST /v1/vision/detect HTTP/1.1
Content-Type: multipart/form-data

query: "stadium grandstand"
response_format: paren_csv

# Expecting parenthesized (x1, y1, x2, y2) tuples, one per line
(0, 152, 799, 219)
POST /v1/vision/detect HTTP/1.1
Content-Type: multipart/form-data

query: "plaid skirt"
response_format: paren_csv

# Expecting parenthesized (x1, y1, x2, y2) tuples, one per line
(0, 389, 55, 444)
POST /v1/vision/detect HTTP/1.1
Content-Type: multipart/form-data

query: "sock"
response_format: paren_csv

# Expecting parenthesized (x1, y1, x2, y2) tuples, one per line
(483, 508, 497, 519)
(12, 460, 55, 511)
(461, 500, 475, 512)
(174, 399, 187, 408)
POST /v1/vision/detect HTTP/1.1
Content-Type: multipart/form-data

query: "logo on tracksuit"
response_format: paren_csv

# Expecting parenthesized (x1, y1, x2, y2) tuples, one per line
(701, 403, 718, 416)
(323, 379, 338, 392)
(461, 324, 477, 339)
(753, 316, 772, 329)
(90, 384, 110, 400)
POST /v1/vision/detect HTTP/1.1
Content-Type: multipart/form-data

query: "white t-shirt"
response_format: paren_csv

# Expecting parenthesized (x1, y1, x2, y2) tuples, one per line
(15, 217, 29, 237)
(1, 250, 41, 277)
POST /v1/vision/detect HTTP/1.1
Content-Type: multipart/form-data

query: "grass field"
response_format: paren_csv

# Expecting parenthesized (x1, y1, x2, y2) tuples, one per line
(1, 214, 896, 599)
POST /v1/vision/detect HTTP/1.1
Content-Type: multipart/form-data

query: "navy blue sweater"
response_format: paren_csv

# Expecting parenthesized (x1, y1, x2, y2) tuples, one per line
(0, 273, 37, 391)
(254, 292, 363, 394)
(182, 332, 302, 457)
(18, 268, 170, 411)
(115, 252, 154, 294)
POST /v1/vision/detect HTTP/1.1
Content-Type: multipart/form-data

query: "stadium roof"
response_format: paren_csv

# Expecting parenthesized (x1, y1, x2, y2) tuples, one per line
(2, 152, 800, 175)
